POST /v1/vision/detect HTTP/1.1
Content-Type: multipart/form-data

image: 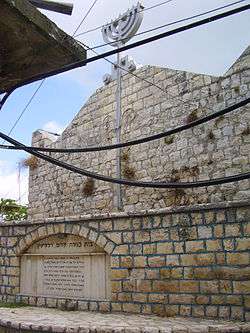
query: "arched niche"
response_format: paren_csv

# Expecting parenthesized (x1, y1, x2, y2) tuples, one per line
(20, 233, 110, 300)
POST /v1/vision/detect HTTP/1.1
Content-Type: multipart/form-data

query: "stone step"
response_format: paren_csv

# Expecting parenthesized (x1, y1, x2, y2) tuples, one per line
(0, 307, 249, 333)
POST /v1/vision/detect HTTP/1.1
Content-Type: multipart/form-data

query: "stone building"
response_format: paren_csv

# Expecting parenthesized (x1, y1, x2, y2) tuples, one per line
(29, 46, 249, 220)
(0, 45, 249, 321)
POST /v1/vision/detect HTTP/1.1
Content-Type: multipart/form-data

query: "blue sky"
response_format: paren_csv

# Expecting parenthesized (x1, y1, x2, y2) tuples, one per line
(0, 0, 249, 203)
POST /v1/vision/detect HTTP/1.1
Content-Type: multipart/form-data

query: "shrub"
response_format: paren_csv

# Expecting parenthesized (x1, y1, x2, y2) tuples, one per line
(186, 110, 198, 124)
(123, 165, 136, 179)
(21, 155, 38, 170)
(83, 177, 95, 196)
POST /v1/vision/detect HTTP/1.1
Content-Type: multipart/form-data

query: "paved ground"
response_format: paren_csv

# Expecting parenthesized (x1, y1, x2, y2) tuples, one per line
(0, 307, 249, 333)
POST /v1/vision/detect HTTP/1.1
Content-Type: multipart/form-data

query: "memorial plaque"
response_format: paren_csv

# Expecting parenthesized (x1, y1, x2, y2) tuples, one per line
(20, 234, 110, 300)
(41, 256, 85, 297)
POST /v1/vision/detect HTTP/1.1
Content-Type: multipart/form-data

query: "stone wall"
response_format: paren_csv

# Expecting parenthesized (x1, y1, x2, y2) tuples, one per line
(2, 47, 249, 321)
(0, 202, 249, 321)
(27, 46, 250, 221)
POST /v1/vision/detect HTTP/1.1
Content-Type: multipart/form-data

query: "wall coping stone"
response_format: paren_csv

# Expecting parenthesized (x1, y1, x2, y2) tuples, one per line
(0, 200, 249, 227)
(0, 307, 249, 333)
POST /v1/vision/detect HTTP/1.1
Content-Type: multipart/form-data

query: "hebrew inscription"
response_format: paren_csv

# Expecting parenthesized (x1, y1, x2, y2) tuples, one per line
(26, 234, 102, 255)
(20, 234, 110, 300)
(42, 256, 85, 297)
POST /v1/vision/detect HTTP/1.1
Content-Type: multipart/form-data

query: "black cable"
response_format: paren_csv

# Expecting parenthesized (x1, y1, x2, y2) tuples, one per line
(80, 40, 202, 118)
(0, 0, 164, 115)
(74, 0, 176, 37)
(86, 0, 247, 50)
(4, 81, 45, 140)
(0, 1, 99, 138)
(78, 40, 167, 93)
(79, 39, 216, 118)
(0, 98, 249, 153)
(2, 5, 248, 96)
(0, 131, 249, 188)
(0, 90, 15, 111)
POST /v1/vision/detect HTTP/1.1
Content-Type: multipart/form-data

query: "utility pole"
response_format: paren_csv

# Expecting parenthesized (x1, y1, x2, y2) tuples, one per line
(17, 162, 21, 204)
(102, 2, 144, 210)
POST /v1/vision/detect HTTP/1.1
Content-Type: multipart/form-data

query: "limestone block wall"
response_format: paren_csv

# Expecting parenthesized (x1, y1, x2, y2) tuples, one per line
(0, 203, 249, 321)
(27, 46, 250, 221)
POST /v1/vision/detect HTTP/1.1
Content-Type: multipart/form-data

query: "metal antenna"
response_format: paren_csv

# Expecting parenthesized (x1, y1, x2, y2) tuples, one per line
(18, 162, 21, 204)
(102, 3, 144, 210)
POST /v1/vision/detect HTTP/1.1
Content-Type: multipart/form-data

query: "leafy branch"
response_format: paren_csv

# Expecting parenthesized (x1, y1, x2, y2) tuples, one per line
(0, 198, 27, 222)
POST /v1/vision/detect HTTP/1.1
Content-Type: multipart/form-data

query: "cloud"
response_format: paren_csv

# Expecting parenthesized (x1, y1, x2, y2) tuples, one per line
(0, 160, 28, 205)
(42, 121, 65, 134)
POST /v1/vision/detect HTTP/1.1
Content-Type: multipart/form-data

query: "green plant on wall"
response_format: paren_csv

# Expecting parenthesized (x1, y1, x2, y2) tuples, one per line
(0, 198, 27, 222)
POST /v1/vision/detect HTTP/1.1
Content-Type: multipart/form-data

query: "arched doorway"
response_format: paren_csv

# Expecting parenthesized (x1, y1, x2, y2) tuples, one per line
(20, 233, 110, 300)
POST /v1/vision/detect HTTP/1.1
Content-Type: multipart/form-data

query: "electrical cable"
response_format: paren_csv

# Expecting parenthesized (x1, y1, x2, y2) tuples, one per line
(0, 98, 249, 153)
(0, 1, 100, 197)
(75, 0, 246, 46)
(0, 90, 15, 111)
(0, 0, 99, 141)
(0, 5, 250, 145)
(0, 130, 249, 189)
(0, 0, 137, 113)
(2, 4, 248, 97)
(78, 39, 216, 121)
(74, 0, 176, 37)
(0, 3, 249, 191)
(72, 0, 99, 36)
(78, 40, 167, 93)
(4, 81, 45, 140)
(80, 40, 202, 118)
(88, 0, 248, 50)
(143, 0, 175, 12)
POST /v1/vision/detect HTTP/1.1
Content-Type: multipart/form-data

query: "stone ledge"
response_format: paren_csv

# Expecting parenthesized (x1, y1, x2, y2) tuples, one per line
(0, 307, 249, 333)
(1, 0, 86, 93)
(0, 200, 249, 227)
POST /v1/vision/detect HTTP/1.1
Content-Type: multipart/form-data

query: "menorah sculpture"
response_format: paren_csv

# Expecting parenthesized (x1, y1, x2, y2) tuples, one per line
(102, 2, 144, 47)
(102, 3, 144, 210)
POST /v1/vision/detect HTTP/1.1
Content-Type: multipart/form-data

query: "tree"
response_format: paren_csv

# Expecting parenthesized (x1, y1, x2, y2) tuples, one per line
(0, 198, 27, 222)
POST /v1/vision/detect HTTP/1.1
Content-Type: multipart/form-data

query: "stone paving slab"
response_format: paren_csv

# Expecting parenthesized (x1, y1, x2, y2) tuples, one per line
(0, 307, 249, 333)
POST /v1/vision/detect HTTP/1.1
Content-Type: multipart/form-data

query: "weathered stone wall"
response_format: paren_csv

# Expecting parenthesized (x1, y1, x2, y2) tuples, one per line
(3, 47, 248, 321)
(0, 203, 249, 321)
(27, 46, 250, 221)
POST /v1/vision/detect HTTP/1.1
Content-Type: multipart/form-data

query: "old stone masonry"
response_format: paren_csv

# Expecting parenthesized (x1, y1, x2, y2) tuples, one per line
(0, 46, 249, 324)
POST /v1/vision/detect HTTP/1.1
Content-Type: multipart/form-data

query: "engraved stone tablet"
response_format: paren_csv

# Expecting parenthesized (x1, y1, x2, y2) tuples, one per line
(20, 234, 110, 300)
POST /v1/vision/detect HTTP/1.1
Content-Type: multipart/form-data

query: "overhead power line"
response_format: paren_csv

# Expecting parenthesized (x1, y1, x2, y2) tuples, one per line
(2, 80, 45, 142)
(82, 40, 210, 139)
(0, 130, 249, 189)
(78, 40, 167, 93)
(2, 4, 248, 99)
(72, 0, 99, 36)
(0, 0, 162, 111)
(79, 39, 225, 126)
(82, 41, 206, 119)
(82, 0, 247, 50)
(0, 0, 99, 137)
(1, 98, 249, 153)
(74, 0, 176, 37)
(0, 2, 248, 190)
(143, 0, 175, 12)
